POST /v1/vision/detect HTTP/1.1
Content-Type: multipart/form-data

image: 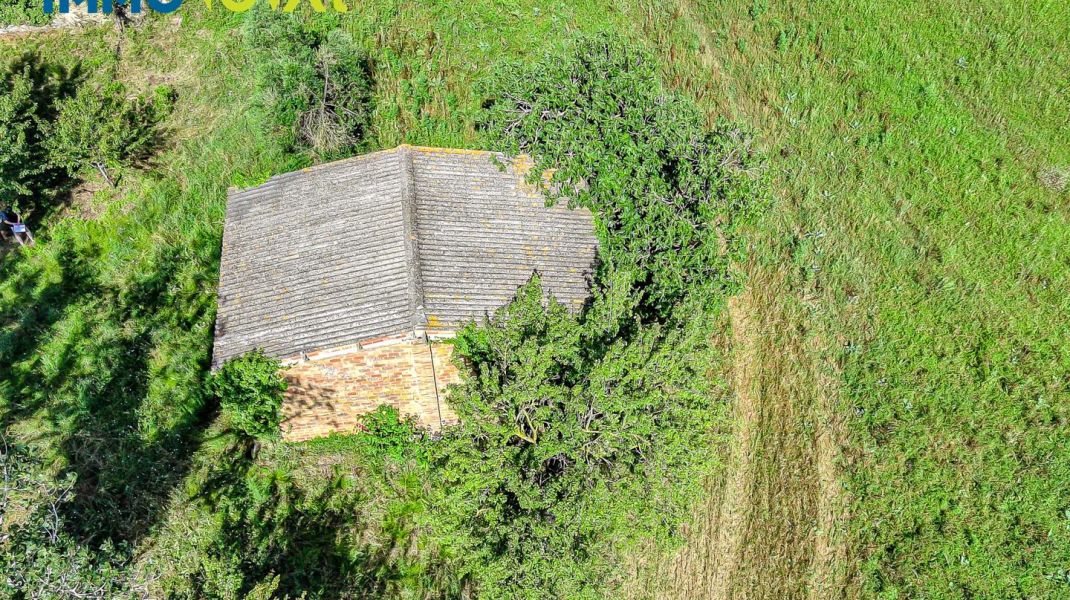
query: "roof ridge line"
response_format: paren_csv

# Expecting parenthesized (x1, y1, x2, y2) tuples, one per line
(397, 146, 427, 331)
(226, 146, 529, 195)
(227, 146, 404, 194)
(403, 144, 496, 158)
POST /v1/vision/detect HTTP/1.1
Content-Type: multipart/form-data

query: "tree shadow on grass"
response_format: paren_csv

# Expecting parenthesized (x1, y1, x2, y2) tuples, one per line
(0, 240, 215, 547)
(57, 242, 215, 545)
(0, 244, 101, 423)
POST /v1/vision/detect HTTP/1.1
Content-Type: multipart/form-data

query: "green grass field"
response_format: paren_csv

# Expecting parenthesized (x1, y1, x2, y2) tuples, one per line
(654, 1, 1070, 597)
(1, 0, 1067, 597)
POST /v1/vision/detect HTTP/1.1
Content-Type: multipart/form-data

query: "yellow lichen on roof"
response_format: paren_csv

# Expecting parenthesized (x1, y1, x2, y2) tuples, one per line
(406, 144, 493, 157)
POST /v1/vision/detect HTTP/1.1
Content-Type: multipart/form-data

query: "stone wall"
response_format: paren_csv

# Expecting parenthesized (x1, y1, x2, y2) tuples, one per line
(280, 336, 460, 441)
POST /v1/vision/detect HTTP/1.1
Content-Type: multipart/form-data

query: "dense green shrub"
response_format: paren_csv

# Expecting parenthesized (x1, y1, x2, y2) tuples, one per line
(302, 30, 375, 156)
(0, 0, 52, 27)
(2, 525, 133, 600)
(242, 9, 317, 139)
(0, 55, 76, 206)
(357, 404, 422, 460)
(0, 53, 92, 213)
(243, 10, 372, 157)
(211, 350, 288, 440)
(0, 65, 43, 201)
(44, 82, 172, 186)
(480, 33, 763, 321)
(301, 406, 424, 461)
(433, 277, 723, 597)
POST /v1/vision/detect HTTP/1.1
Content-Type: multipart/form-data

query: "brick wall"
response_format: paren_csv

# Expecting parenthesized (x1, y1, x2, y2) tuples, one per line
(281, 337, 460, 441)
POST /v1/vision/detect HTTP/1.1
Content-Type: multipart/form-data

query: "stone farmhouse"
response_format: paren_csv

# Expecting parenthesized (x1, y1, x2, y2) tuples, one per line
(212, 146, 599, 440)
